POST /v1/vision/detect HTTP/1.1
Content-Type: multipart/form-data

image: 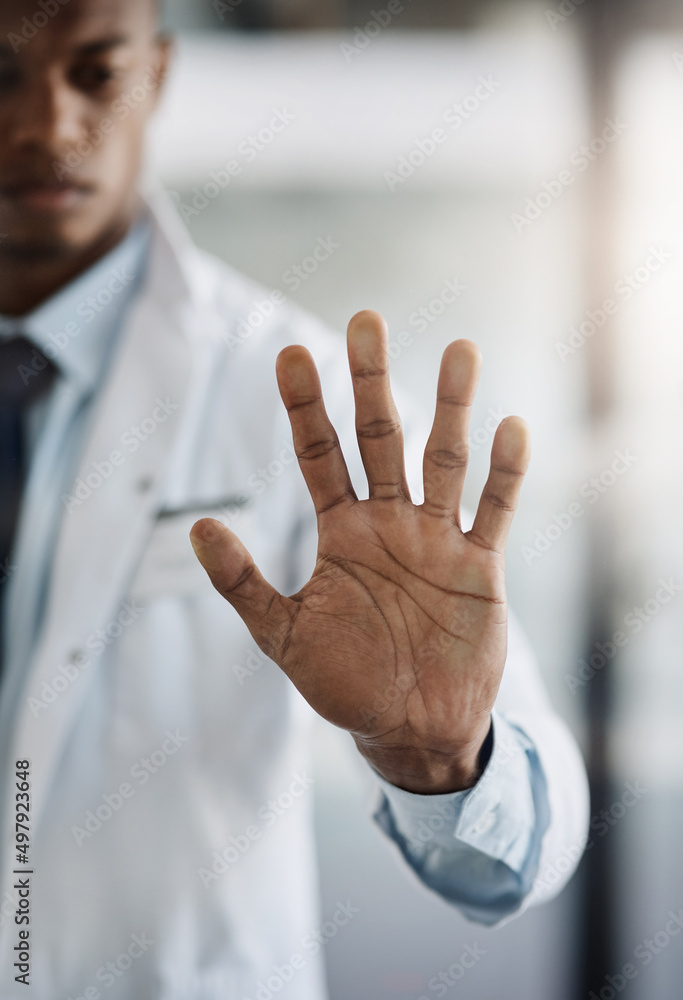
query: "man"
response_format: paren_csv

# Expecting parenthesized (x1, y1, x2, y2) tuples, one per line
(0, 0, 589, 996)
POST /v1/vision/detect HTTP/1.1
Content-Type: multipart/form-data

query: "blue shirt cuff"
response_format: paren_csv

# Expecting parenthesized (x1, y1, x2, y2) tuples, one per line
(370, 710, 536, 873)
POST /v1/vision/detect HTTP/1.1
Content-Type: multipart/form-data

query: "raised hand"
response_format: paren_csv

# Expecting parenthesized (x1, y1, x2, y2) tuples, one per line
(190, 311, 530, 794)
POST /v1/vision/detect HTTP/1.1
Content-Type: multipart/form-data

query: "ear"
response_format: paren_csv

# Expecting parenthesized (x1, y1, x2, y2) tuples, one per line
(147, 32, 174, 112)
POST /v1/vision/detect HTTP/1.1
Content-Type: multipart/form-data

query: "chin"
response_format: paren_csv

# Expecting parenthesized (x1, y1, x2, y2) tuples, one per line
(0, 210, 120, 263)
(0, 229, 89, 262)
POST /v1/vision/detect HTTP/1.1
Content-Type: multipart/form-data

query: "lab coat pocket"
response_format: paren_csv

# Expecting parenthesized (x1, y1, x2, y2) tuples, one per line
(127, 502, 257, 602)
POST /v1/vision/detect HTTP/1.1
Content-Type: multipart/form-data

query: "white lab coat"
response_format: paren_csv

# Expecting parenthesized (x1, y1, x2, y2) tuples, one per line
(0, 193, 588, 999)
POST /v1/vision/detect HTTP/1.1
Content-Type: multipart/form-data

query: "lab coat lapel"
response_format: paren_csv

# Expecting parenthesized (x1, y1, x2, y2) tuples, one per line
(2, 198, 200, 852)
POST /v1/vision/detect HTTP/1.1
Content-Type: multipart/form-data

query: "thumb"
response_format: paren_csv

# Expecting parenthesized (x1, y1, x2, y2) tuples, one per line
(190, 518, 293, 661)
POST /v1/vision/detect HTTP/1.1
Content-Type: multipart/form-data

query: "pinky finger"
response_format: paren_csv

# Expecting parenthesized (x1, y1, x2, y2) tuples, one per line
(469, 416, 530, 553)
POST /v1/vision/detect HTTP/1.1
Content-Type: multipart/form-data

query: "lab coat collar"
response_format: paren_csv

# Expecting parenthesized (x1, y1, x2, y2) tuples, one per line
(26, 217, 151, 393)
(0, 189, 202, 866)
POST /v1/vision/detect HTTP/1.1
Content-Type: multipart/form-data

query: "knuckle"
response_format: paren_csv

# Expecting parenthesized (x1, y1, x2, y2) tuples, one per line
(352, 366, 388, 381)
(218, 562, 256, 596)
(492, 461, 525, 478)
(420, 498, 455, 519)
(356, 418, 401, 440)
(438, 394, 471, 410)
(425, 445, 468, 471)
(482, 490, 515, 513)
(298, 436, 340, 461)
(287, 394, 320, 414)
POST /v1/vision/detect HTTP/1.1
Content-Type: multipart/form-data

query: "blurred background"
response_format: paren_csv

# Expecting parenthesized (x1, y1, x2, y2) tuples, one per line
(148, 1, 683, 997)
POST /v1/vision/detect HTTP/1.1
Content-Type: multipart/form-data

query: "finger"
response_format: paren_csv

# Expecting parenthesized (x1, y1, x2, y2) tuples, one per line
(190, 518, 293, 661)
(422, 340, 481, 523)
(276, 345, 357, 515)
(347, 310, 410, 501)
(469, 416, 530, 553)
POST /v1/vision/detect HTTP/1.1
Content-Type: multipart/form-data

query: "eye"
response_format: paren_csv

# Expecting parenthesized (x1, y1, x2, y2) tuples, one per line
(0, 64, 20, 90)
(70, 64, 122, 93)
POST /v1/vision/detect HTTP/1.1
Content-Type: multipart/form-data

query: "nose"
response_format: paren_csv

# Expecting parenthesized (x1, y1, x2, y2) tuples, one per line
(5, 72, 84, 156)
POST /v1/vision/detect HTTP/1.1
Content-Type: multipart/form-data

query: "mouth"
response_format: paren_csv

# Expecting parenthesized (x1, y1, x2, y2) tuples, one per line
(0, 179, 96, 212)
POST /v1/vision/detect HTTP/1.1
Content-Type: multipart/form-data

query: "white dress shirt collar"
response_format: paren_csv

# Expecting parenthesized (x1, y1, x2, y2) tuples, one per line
(0, 213, 151, 395)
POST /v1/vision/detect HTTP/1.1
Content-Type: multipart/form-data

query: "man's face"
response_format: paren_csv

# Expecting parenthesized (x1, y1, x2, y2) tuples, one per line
(0, 0, 169, 260)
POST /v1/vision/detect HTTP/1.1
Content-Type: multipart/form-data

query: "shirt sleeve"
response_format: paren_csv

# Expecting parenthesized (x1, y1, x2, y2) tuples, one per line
(369, 710, 548, 926)
(368, 610, 590, 926)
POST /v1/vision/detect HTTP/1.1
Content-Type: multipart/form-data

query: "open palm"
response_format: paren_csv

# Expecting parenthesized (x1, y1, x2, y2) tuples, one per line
(191, 311, 530, 793)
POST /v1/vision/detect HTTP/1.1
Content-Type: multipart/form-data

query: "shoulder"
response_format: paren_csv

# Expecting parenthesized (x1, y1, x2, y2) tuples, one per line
(184, 243, 345, 372)
(167, 241, 364, 476)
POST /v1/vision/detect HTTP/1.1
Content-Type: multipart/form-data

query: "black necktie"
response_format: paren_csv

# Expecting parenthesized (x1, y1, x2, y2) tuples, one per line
(0, 336, 57, 678)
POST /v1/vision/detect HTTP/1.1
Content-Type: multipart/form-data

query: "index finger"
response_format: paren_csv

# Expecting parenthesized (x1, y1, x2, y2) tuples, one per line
(276, 345, 358, 515)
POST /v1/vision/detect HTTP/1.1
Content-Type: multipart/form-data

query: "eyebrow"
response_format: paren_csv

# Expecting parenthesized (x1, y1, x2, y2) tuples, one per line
(74, 35, 133, 57)
(0, 35, 132, 58)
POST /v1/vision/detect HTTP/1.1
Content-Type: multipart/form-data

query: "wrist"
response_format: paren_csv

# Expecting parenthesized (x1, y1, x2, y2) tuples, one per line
(353, 719, 493, 795)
